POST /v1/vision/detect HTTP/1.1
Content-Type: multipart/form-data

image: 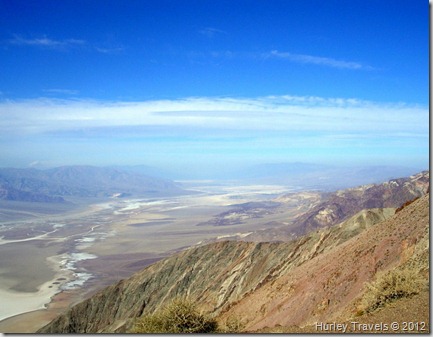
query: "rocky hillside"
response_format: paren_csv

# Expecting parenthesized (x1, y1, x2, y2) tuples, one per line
(219, 194, 429, 331)
(244, 170, 429, 241)
(38, 181, 429, 333)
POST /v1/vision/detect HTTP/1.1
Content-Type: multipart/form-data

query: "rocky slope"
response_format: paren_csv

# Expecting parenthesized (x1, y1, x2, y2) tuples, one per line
(38, 178, 429, 333)
(244, 170, 429, 241)
(219, 194, 429, 331)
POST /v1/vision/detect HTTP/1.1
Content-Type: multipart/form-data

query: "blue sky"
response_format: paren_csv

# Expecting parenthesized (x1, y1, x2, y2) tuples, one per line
(0, 0, 429, 174)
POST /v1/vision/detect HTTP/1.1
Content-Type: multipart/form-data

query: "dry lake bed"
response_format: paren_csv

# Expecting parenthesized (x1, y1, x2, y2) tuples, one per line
(0, 181, 321, 332)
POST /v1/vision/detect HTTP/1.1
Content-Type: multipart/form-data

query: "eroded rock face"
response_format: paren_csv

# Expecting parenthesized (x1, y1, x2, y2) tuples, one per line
(38, 173, 429, 333)
(220, 194, 429, 330)
(38, 240, 300, 333)
(246, 171, 429, 241)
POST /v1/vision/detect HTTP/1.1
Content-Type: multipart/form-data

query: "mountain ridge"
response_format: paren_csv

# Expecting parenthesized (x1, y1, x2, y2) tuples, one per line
(227, 163, 424, 190)
(243, 170, 429, 241)
(0, 165, 187, 201)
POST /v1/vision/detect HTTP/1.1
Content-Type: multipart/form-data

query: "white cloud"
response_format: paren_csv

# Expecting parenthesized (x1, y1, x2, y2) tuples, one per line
(266, 50, 373, 70)
(8, 34, 126, 55)
(186, 50, 373, 70)
(0, 96, 427, 138)
(94, 46, 125, 54)
(9, 34, 86, 49)
(0, 95, 427, 169)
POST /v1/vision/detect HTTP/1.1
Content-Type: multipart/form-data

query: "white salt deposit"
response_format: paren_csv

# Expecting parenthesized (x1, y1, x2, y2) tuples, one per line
(60, 252, 97, 290)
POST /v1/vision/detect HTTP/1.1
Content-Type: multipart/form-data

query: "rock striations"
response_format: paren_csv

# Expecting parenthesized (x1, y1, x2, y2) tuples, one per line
(220, 194, 429, 331)
(244, 171, 429, 241)
(38, 172, 429, 333)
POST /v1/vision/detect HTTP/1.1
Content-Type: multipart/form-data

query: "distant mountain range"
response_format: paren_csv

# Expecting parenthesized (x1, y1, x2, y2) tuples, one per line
(230, 162, 426, 190)
(0, 163, 426, 203)
(0, 165, 187, 202)
(119, 161, 425, 191)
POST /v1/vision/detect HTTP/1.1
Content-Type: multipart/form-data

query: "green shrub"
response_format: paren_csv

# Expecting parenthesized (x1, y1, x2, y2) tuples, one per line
(359, 267, 428, 314)
(130, 297, 218, 333)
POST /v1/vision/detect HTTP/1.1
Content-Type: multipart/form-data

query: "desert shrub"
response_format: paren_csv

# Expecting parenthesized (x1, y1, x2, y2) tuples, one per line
(219, 316, 245, 333)
(359, 267, 428, 314)
(130, 297, 218, 333)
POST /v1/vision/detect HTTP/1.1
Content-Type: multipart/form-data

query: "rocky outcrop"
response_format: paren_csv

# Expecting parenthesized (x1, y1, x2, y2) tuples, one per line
(220, 194, 429, 330)
(245, 171, 429, 241)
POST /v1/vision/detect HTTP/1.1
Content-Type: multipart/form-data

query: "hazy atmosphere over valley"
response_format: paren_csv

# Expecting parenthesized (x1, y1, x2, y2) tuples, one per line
(0, 0, 429, 334)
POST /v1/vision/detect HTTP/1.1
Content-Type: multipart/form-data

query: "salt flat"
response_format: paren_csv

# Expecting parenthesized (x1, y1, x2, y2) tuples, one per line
(0, 182, 318, 332)
(0, 249, 73, 322)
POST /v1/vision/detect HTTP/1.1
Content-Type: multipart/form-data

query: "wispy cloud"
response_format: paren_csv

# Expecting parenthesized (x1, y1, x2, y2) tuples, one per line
(94, 46, 124, 54)
(266, 50, 373, 70)
(199, 27, 227, 38)
(186, 49, 373, 70)
(7, 34, 123, 54)
(9, 34, 86, 49)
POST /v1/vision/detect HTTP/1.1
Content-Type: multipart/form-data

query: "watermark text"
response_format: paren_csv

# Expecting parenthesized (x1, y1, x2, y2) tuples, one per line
(315, 321, 427, 333)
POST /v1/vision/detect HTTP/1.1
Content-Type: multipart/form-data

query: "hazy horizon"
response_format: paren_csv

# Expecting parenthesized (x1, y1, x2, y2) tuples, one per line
(0, 161, 427, 185)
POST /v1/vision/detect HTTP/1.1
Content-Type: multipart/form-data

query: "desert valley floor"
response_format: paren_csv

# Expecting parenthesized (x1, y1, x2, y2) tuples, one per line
(0, 181, 320, 332)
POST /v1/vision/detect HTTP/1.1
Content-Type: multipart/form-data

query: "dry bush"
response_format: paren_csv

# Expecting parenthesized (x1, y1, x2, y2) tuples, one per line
(130, 297, 218, 333)
(219, 315, 245, 333)
(359, 267, 428, 314)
